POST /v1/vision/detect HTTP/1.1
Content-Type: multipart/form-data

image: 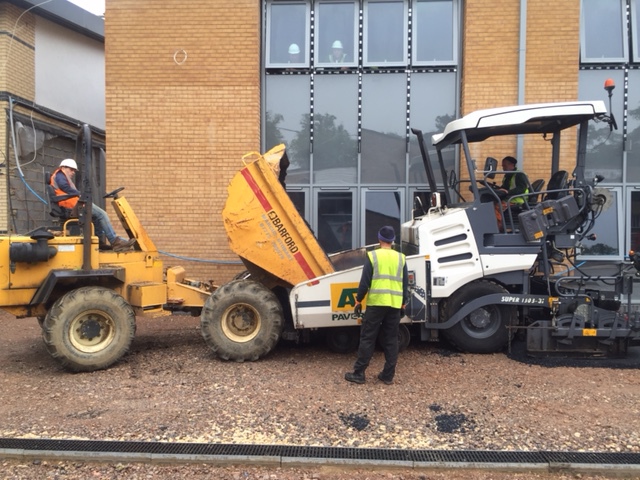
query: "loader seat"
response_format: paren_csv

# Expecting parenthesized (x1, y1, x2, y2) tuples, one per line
(525, 178, 545, 206)
(45, 171, 78, 221)
(543, 170, 568, 201)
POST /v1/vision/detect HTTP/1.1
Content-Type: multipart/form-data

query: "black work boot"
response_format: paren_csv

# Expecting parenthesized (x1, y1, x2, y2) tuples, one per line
(377, 372, 393, 385)
(344, 371, 365, 384)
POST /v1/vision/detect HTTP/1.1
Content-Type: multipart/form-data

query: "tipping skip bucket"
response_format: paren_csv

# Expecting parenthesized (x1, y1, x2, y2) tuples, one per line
(223, 146, 334, 287)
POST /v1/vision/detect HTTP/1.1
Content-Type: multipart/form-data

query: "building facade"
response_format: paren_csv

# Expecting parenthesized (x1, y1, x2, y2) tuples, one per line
(104, 0, 635, 283)
(0, 0, 105, 234)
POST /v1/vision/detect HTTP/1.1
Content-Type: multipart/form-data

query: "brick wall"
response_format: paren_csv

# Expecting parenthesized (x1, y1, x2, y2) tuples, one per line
(462, 0, 580, 183)
(105, 0, 260, 284)
(105, 0, 582, 283)
(0, 3, 36, 231)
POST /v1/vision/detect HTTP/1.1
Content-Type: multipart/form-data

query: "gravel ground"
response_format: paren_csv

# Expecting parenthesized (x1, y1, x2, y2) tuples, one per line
(1, 311, 639, 479)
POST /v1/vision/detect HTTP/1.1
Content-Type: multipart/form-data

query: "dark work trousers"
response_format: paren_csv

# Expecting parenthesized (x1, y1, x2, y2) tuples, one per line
(353, 305, 401, 380)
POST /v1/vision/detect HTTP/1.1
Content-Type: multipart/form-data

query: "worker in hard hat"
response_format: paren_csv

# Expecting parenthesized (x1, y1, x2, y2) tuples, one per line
(50, 158, 136, 252)
(329, 40, 347, 63)
(288, 43, 301, 63)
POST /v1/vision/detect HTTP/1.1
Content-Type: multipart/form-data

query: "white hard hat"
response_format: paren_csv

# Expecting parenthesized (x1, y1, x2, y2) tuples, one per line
(332, 40, 343, 49)
(60, 158, 78, 170)
(288, 43, 300, 54)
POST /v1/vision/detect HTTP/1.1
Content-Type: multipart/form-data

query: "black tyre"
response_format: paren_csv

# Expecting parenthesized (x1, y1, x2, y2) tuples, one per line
(42, 287, 136, 372)
(441, 280, 516, 353)
(200, 279, 283, 361)
(325, 327, 360, 353)
(376, 323, 411, 352)
(398, 323, 411, 351)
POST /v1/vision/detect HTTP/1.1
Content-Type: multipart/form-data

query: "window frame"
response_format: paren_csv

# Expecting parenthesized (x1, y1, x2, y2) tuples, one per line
(632, 0, 640, 62)
(580, 0, 628, 63)
(314, 187, 358, 252)
(363, 0, 409, 67)
(411, 0, 459, 67)
(314, 0, 359, 68)
(265, 1, 311, 68)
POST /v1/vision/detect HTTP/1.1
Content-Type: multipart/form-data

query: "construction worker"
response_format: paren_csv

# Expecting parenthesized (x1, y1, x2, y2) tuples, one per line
(329, 40, 347, 63)
(50, 158, 136, 252)
(345, 225, 409, 385)
(498, 156, 529, 205)
(288, 43, 301, 63)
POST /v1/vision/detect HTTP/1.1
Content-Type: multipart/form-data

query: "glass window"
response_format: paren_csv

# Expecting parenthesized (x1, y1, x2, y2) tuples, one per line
(361, 74, 407, 183)
(364, 190, 402, 245)
(630, 191, 640, 253)
(627, 70, 640, 182)
(364, 1, 407, 66)
(409, 72, 457, 186)
(579, 188, 622, 259)
(632, 0, 640, 62)
(286, 189, 309, 220)
(313, 75, 358, 184)
(578, 69, 624, 183)
(317, 191, 354, 252)
(413, 0, 456, 65)
(580, 0, 626, 62)
(316, 1, 357, 67)
(266, 75, 311, 183)
(267, 2, 309, 67)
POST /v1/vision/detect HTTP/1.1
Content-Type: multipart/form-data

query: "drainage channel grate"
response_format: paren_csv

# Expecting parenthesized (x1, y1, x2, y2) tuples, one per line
(1, 438, 640, 466)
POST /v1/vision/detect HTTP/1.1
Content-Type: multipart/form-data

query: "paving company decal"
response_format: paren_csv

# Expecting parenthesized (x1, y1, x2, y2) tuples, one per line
(330, 282, 367, 321)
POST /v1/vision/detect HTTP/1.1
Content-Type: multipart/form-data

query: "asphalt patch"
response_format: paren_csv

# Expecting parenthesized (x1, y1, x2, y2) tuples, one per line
(433, 412, 475, 434)
(338, 412, 370, 431)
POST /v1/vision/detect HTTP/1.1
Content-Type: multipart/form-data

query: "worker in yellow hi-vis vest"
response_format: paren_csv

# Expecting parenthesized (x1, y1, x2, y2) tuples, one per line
(498, 156, 529, 205)
(345, 226, 409, 386)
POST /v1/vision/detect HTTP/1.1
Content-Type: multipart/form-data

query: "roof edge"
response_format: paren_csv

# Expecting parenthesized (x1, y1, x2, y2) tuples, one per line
(7, 0, 104, 42)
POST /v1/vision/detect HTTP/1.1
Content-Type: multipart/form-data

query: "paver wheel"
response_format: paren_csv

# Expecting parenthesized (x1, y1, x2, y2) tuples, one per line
(42, 287, 136, 372)
(200, 280, 283, 361)
(325, 327, 360, 353)
(376, 323, 411, 352)
(441, 280, 516, 353)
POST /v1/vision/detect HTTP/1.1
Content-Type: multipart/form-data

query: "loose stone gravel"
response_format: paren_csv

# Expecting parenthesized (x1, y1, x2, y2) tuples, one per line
(1, 313, 639, 479)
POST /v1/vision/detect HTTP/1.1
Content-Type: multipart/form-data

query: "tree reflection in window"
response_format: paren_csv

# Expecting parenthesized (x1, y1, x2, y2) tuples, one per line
(290, 113, 357, 184)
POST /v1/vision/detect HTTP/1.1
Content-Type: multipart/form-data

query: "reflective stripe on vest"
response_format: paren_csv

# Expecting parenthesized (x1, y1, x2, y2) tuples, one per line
(508, 172, 529, 205)
(50, 168, 79, 209)
(366, 249, 405, 308)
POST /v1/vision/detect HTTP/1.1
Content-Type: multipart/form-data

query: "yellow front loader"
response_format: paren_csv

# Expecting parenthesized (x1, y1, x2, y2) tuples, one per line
(0, 126, 213, 372)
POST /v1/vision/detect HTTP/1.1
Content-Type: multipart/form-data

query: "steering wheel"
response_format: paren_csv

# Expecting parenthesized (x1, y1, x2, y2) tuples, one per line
(104, 187, 125, 199)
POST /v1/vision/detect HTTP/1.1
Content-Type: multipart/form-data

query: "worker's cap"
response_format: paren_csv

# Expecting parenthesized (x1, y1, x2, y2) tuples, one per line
(332, 40, 343, 49)
(502, 156, 517, 166)
(60, 158, 78, 170)
(378, 225, 396, 243)
(288, 43, 300, 54)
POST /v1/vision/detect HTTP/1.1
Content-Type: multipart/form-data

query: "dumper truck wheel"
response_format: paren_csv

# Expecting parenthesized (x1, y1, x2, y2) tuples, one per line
(42, 287, 136, 372)
(441, 280, 516, 353)
(200, 279, 283, 362)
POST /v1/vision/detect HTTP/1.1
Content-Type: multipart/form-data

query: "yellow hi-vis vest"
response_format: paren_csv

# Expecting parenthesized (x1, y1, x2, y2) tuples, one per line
(507, 172, 529, 205)
(366, 248, 405, 308)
